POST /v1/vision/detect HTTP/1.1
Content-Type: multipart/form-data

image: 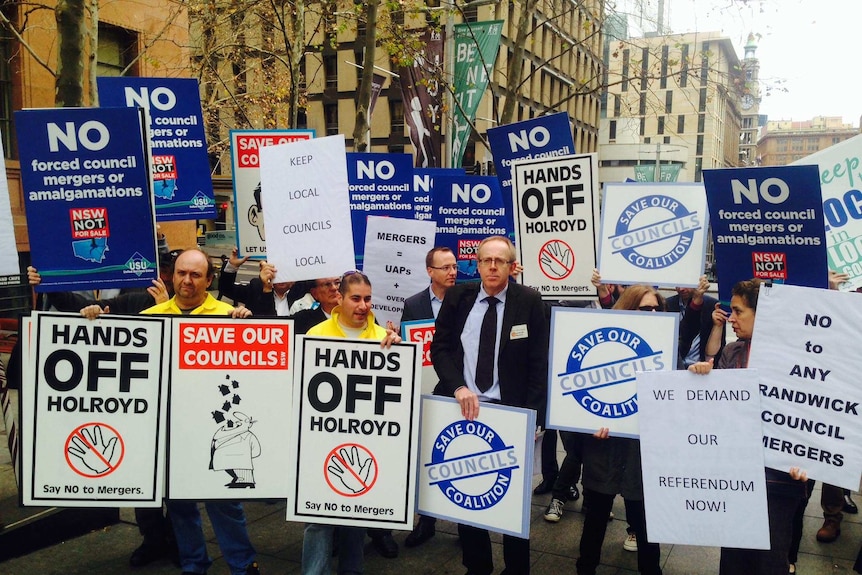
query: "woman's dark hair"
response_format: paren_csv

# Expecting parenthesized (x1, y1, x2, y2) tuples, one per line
(731, 278, 761, 311)
(612, 284, 665, 311)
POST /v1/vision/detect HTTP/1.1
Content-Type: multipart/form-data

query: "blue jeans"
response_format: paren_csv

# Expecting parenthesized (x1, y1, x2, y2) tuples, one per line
(301, 524, 365, 575)
(167, 500, 256, 575)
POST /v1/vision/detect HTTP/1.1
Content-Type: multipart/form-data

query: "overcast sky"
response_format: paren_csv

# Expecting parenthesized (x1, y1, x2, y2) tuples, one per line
(665, 0, 861, 126)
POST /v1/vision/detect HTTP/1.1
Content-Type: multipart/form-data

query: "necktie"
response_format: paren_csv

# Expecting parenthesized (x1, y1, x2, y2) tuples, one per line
(475, 296, 499, 392)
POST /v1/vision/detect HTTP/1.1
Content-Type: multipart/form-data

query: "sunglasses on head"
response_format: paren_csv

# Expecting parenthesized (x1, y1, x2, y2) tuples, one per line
(638, 305, 662, 312)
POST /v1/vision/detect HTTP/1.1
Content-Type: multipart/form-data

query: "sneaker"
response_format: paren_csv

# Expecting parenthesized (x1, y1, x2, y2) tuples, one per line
(544, 498, 564, 522)
(623, 532, 638, 552)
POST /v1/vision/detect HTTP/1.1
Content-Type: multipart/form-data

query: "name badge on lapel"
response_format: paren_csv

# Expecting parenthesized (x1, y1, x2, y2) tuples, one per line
(510, 324, 528, 340)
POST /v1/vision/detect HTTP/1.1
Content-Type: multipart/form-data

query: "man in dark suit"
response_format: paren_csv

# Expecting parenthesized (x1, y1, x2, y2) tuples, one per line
(219, 248, 312, 316)
(292, 276, 342, 334)
(431, 236, 548, 575)
(399, 246, 457, 548)
(669, 275, 725, 369)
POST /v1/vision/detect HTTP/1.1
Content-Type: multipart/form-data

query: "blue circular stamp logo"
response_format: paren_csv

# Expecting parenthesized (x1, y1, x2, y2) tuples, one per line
(610, 194, 700, 269)
(427, 420, 518, 510)
(557, 327, 665, 418)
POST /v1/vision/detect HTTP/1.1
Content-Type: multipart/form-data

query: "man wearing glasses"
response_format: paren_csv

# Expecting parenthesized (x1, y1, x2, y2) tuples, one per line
(431, 236, 548, 575)
(292, 277, 343, 334)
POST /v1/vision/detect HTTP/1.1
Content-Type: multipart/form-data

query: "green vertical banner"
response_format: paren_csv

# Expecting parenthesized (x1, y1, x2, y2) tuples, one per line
(633, 165, 654, 182)
(451, 20, 503, 168)
(633, 164, 681, 182)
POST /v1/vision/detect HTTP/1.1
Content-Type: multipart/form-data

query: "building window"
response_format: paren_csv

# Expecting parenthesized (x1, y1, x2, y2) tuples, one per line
(657, 116, 665, 135)
(639, 117, 645, 136)
(638, 92, 646, 115)
(613, 94, 620, 117)
(677, 114, 685, 134)
(297, 108, 308, 129)
(700, 42, 709, 86)
(621, 49, 629, 92)
(697, 114, 705, 133)
(698, 88, 707, 112)
(463, 2, 478, 22)
(609, 120, 617, 141)
(97, 23, 139, 77)
(663, 136, 671, 144)
(324, 103, 338, 135)
(680, 44, 689, 87)
(324, 54, 338, 89)
(389, 99, 404, 136)
(665, 91, 672, 113)
(640, 47, 648, 91)
(355, 51, 364, 86)
(695, 157, 703, 182)
(660, 45, 668, 89)
(644, 137, 651, 144)
(696, 134, 704, 155)
(0, 17, 15, 158)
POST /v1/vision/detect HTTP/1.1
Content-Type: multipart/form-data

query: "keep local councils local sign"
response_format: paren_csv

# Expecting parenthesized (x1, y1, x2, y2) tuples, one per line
(547, 307, 678, 438)
(416, 396, 535, 538)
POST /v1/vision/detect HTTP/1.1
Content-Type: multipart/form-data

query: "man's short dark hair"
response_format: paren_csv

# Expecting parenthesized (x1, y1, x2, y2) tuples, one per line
(339, 270, 371, 296)
(425, 246, 454, 268)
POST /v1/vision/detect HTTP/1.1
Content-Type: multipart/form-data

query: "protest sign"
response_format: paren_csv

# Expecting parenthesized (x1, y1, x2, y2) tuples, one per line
(793, 134, 862, 290)
(258, 135, 355, 282)
(638, 369, 769, 548)
(598, 182, 709, 288)
(347, 153, 414, 267)
(703, 165, 827, 302)
(15, 107, 158, 292)
(362, 216, 437, 329)
(97, 77, 216, 221)
(401, 319, 437, 395)
(20, 312, 168, 507)
(749, 283, 862, 489)
(547, 307, 678, 438)
(230, 129, 315, 259)
(413, 167, 465, 222)
(433, 175, 512, 281)
(511, 153, 599, 300)
(416, 396, 535, 538)
(288, 336, 421, 529)
(167, 318, 294, 499)
(0, 136, 17, 276)
(487, 112, 575, 214)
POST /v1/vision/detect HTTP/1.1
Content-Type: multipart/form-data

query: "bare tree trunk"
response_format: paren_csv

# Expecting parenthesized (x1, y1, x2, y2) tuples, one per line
(87, 0, 98, 105)
(500, 0, 539, 125)
(55, 0, 86, 106)
(288, 0, 305, 127)
(352, 0, 379, 152)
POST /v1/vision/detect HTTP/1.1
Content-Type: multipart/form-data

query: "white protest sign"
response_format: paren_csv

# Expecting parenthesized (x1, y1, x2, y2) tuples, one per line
(230, 129, 315, 259)
(288, 336, 421, 529)
(0, 136, 18, 276)
(638, 369, 769, 548)
(547, 307, 678, 438)
(362, 216, 437, 329)
(21, 312, 168, 507)
(416, 396, 535, 538)
(598, 182, 709, 288)
(167, 318, 293, 499)
(749, 283, 862, 489)
(511, 153, 599, 300)
(259, 134, 355, 281)
(793, 134, 862, 290)
(401, 319, 437, 395)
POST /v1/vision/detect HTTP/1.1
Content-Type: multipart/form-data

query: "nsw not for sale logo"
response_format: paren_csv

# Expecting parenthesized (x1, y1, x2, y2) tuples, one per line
(609, 195, 700, 269)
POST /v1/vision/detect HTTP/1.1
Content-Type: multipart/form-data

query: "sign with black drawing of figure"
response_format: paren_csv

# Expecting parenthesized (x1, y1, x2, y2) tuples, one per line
(167, 318, 294, 499)
(20, 312, 168, 507)
(287, 336, 422, 529)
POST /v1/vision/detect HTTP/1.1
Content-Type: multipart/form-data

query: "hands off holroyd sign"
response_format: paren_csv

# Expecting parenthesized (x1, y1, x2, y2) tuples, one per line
(547, 307, 678, 438)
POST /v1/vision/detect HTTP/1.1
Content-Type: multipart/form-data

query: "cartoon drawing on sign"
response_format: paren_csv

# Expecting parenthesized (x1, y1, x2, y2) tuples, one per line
(248, 183, 266, 241)
(65, 422, 124, 478)
(210, 375, 261, 488)
(539, 239, 575, 279)
(325, 443, 377, 497)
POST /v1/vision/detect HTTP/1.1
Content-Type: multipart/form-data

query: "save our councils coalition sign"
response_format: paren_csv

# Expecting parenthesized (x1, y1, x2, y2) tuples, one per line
(511, 153, 599, 300)
(703, 165, 827, 302)
(749, 283, 862, 489)
(97, 77, 216, 221)
(547, 306, 678, 438)
(416, 396, 535, 538)
(598, 182, 709, 288)
(15, 107, 159, 292)
(287, 336, 421, 529)
(167, 318, 294, 500)
(20, 312, 169, 507)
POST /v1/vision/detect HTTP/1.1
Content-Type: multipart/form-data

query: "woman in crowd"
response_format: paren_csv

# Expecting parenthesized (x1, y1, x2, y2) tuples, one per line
(576, 283, 665, 575)
(688, 278, 808, 575)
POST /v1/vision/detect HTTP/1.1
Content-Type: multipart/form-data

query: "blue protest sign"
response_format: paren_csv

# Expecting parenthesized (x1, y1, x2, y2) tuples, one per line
(97, 77, 215, 221)
(413, 168, 464, 222)
(432, 175, 513, 281)
(15, 107, 158, 292)
(703, 165, 827, 302)
(347, 153, 414, 267)
(487, 112, 575, 215)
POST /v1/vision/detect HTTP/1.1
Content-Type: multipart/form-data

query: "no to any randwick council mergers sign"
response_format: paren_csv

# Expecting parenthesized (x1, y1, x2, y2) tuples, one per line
(288, 336, 421, 529)
(416, 396, 536, 538)
(21, 312, 168, 507)
(547, 307, 678, 438)
(598, 182, 709, 288)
